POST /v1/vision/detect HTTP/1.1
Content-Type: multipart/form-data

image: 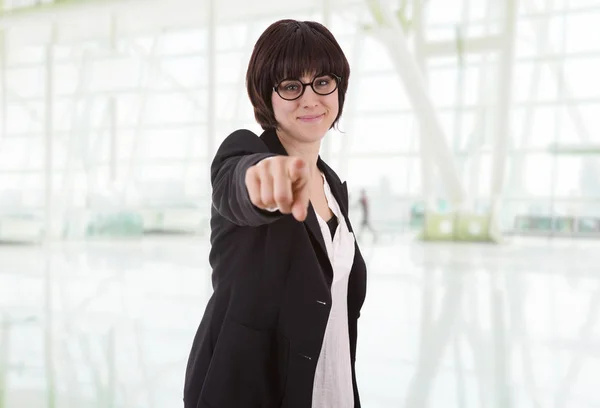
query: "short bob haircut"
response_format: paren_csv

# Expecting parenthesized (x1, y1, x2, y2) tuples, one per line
(246, 19, 351, 130)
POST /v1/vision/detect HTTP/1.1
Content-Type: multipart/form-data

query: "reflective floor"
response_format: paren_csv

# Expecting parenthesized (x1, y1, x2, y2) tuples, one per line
(1, 235, 599, 407)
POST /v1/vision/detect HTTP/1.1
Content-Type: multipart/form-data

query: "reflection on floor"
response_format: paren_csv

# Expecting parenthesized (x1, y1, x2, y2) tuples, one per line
(1, 235, 599, 407)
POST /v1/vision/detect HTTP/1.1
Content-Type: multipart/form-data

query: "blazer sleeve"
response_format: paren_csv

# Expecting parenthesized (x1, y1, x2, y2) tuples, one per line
(210, 129, 285, 227)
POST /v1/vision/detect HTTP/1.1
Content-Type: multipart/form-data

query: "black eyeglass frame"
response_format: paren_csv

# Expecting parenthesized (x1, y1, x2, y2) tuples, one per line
(273, 74, 342, 101)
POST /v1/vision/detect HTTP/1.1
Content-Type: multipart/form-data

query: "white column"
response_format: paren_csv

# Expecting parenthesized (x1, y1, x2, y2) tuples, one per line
(206, 0, 217, 298)
(507, 0, 554, 196)
(320, 0, 332, 162)
(43, 23, 58, 407)
(109, 97, 117, 183)
(338, 34, 364, 182)
(44, 25, 57, 240)
(109, 13, 117, 183)
(453, 26, 466, 173)
(0, 316, 8, 408)
(44, 255, 56, 408)
(206, 0, 216, 157)
(412, 0, 436, 211)
(412, 0, 435, 341)
(0, 29, 6, 141)
(123, 33, 160, 196)
(489, 0, 518, 214)
(549, 2, 568, 234)
(367, 0, 467, 206)
(468, 0, 496, 203)
(454, 0, 471, 203)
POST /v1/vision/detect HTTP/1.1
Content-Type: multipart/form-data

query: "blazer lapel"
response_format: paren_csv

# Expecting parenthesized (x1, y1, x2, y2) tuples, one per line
(318, 158, 349, 219)
(339, 181, 353, 232)
(336, 181, 349, 217)
(304, 203, 332, 280)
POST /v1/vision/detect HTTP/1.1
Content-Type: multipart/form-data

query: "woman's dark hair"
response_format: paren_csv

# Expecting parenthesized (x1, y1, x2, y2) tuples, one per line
(246, 19, 350, 130)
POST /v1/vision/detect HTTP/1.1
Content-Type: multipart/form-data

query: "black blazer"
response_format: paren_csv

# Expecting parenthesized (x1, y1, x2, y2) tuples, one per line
(183, 128, 368, 408)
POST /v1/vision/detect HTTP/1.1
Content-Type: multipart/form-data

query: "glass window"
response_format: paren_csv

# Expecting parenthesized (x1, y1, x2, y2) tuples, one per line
(455, 111, 479, 151)
(0, 138, 28, 169)
(215, 86, 252, 122)
(143, 93, 202, 124)
(349, 113, 417, 154)
(513, 106, 561, 148)
(6, 103, 44, 134)
(160, 28, 207, 55)
(216, 23, 251, 51)
(6, 44, 45, 66)
(522, 153, 554, 196)
(356, 36, 395, 73)
(137, 128, 198, 160)
(563, 57, 600, 99)
(566, 10, 600, 53)
(54, 63, 82, 95)
(428, 67, 458, 107)
(513, 61, 560, 102)
(576, 103, 600, 142)
(346, 157, 422, 195)
(153, 56, 208, 89)
(6, 67, 45, 98)
(425, 0, 467, 26)
(89, 57, 142, 92)
(553, 156, 583, 196)
(216, 52, 249, 85)
(352, 74, 410, 112)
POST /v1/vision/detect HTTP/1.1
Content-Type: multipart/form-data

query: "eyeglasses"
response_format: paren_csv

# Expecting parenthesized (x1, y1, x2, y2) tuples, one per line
(274, 74, 341, 101)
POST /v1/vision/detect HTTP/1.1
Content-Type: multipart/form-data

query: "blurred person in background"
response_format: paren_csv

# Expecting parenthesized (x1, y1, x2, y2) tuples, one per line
(183, 19, 368, 408)
(357, 188, 377, 243)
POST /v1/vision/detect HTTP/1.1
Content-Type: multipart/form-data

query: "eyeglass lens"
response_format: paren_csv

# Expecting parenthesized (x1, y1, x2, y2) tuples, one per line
(276, 75, 338, 100)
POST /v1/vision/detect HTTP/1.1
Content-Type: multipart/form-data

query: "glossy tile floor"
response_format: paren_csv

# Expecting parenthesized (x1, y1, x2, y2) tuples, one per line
(1, 234, 599, 407)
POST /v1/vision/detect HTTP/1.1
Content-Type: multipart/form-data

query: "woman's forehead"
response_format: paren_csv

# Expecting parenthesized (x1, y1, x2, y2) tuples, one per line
(280, 69, 323, 81)
(273, 50, 332, 80)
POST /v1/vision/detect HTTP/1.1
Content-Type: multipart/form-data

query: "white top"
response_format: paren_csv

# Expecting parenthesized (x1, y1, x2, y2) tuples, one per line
(311, 174, 355, 408)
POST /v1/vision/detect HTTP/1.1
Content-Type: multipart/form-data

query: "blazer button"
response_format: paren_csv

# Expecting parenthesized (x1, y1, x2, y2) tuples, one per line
(316, 300, 327, 305)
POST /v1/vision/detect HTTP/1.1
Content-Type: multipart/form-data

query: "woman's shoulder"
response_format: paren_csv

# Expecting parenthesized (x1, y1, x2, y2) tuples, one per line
(215, 128, 270, 156)
(220, 128, 262, 146)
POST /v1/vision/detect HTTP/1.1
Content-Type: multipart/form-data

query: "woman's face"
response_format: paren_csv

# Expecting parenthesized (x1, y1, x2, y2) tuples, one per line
(271, 73, 339, 145)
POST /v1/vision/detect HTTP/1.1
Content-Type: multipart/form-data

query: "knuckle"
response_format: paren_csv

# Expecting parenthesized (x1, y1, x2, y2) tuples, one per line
(274, 192, 291, 204)
(259, 166, 272, 180)
(249, 195, 261, 207)
(261, 156, 278, 170)
(261, 189, 274, 201)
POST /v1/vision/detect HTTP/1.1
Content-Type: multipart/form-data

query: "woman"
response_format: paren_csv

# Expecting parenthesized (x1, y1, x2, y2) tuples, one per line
(184, 19, 367, 408)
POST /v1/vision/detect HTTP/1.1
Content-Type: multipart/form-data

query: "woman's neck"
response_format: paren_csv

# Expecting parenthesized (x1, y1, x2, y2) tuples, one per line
(276, 130, 322, 177)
